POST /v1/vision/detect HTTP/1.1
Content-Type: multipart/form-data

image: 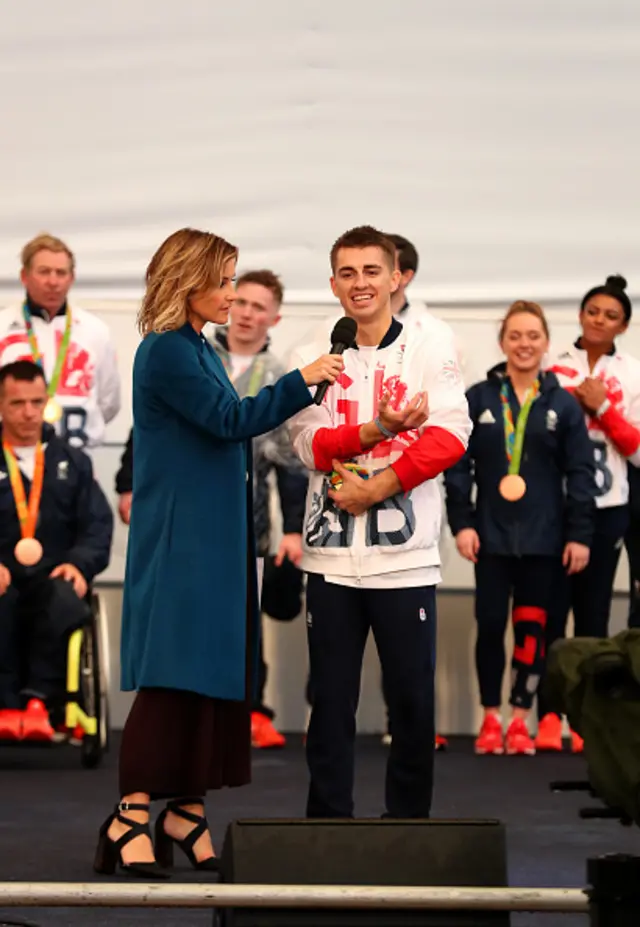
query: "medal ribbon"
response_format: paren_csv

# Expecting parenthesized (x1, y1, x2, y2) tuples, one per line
(22, 301, 72, 398)
(500, 379, 540, 475)
(221, 351, 266, 398)
(2, 443, 45, 539)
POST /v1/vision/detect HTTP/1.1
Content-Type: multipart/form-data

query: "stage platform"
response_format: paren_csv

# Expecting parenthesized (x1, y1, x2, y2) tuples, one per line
(1, 735, 637, 926)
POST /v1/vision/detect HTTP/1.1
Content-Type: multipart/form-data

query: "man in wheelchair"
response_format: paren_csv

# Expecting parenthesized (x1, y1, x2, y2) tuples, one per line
(0, 360, 113, 742)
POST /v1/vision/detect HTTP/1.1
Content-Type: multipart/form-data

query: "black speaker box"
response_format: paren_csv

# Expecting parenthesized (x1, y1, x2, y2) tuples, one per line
(215, 818, 510, 927)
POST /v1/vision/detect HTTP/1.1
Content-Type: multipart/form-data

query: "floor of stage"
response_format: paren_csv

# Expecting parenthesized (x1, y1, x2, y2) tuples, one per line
(1, 735, 637, 926)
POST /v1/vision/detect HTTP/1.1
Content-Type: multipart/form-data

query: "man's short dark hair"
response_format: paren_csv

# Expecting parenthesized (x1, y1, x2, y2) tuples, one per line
(386, 234, 419, 275)
(236, 269, 284, 307)
(330, 226, 396, 273)
(0, 360, 47, 389)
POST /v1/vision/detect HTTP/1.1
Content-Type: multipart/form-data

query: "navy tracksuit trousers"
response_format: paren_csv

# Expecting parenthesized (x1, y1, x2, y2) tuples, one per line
(305, 574, 436, 819)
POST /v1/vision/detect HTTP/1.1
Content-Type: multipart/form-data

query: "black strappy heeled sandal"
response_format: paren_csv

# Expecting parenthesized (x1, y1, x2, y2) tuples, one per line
(154, 797, 219, 872)
(94, 801, 169, 878)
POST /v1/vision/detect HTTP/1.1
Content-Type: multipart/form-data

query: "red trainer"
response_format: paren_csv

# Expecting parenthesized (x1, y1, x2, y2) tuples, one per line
(69, 724, 85, 746)
(570, 729, 584, 753)
(435, 734, 448, 751)
(21, 699, 54, 742)
(534, 713, 563, 752)
(474, 714, 504, 755)
(505, 718, 536, 756)
(251, 712, 286, 749)
(0, 708, 23, 741)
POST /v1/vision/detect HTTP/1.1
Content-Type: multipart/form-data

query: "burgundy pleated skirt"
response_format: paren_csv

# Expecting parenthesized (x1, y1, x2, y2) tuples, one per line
(118, 687, 251, 799)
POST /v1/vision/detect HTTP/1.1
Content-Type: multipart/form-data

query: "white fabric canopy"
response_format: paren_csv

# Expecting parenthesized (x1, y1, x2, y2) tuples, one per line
(1, 0, 639, 300)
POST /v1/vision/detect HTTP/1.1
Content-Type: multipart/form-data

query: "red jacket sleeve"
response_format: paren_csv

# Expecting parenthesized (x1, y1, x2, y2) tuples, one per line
(311, 425, 364, 472)
(597, 405, 640, 458)
(391, 426, 467, 492)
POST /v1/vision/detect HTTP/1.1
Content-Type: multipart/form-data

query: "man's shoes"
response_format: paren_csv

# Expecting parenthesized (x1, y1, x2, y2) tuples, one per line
(382, 733, 448, 750)
(534, 713, 563, 752)
(0, 708, 23, 741)
(251, 712, 286, 749)
(21, 699, 54, 742)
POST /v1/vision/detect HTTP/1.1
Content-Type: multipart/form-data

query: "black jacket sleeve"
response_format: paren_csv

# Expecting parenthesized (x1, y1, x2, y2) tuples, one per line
(560, 394, 597, 547)
(276, 465, 309, 535)
(444, 387, 477, 535)
(115, 429, 133, 494)
(67, 453, 115, 581)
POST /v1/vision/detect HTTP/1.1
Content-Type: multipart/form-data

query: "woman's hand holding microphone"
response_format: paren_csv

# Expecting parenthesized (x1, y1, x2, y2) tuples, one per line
(300, 355, 345, 387)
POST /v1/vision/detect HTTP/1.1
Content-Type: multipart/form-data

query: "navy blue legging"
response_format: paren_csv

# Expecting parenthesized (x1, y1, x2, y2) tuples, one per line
(474, 554, 556, 711)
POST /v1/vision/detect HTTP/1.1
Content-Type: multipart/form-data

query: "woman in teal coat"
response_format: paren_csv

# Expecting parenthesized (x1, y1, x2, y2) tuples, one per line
(94, 228, 343, 878)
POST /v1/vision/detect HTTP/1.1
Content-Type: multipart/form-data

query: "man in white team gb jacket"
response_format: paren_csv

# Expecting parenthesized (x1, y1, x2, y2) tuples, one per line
(289, 226, 471, 818)
(0, 234, 120, 448)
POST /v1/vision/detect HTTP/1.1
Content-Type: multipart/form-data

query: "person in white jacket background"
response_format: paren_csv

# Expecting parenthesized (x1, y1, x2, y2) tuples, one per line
(289, 226, 471, 819)
(0, 234, 121, 448)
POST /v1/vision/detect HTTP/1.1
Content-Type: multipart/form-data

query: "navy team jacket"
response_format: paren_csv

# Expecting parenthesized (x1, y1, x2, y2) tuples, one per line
(444, 364, 596, 557)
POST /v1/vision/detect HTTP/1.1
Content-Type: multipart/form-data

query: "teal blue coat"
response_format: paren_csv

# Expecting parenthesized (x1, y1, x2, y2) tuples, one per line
(120, 323, 312, 700)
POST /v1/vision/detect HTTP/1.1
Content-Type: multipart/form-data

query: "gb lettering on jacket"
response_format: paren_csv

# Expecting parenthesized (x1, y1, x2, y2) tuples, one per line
(288, 324, 471, 579)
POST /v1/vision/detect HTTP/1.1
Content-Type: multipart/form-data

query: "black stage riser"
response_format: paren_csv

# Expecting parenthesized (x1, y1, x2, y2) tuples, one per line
(216, 818, 510, 927)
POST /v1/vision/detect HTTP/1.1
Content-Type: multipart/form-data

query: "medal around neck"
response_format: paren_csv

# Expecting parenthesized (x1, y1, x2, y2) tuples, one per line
(14, 537, 43, 566)
(499, 473, 527, 502)
(43, 398, 63, 424)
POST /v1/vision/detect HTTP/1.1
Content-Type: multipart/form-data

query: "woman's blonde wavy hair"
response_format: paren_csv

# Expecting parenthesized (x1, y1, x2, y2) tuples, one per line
(137, 228, 238, 336)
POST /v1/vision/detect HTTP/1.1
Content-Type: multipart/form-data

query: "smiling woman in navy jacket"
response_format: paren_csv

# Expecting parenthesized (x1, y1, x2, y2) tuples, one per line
(445, 301, 596, 756)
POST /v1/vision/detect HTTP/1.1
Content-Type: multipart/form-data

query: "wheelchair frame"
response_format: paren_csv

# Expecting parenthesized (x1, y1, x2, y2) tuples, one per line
(65, 591, 111, 768)
(0, 590, 111, 768)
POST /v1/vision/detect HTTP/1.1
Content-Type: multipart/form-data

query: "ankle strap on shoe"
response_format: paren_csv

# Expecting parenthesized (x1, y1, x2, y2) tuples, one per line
(168, 796, 204, 808)
(117, 801, 150, 813)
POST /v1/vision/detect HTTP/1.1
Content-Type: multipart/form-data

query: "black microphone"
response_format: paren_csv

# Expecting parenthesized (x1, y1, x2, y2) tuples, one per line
(313, 317, 358, 406)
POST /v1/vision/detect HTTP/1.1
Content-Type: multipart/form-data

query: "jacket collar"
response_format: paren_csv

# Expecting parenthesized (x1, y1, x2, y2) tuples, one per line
(573, 336, 616, 357)
(353, 316, 403, 351)
(486, 361, 558, 393)
(213, 326, 270, 356)
(24, 294, 68, 321)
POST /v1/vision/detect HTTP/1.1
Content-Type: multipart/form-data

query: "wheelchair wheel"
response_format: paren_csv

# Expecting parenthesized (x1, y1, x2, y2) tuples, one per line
(80, 594, 110, 769)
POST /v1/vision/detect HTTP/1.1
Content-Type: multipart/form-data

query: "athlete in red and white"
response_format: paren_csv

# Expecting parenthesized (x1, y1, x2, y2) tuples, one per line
(288, 226, 471, 819)
(0, 234, 121, 448)
(540, 274, 640, 752)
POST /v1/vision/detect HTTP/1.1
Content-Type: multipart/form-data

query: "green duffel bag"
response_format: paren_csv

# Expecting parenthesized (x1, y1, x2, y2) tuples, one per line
(544, 629, 640, 825)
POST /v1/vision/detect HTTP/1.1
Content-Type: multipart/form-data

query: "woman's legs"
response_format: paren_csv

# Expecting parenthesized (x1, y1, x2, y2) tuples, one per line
(473, 555, 511, 753)
(112, 689, 218, 864)
(474, 554, 511, 712)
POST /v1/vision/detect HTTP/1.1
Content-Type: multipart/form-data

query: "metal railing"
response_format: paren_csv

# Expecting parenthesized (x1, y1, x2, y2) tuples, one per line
(0, 882, 588, 912)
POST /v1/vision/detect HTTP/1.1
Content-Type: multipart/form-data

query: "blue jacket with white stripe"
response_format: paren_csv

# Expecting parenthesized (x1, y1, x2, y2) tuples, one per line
(444, 364, 596, 557)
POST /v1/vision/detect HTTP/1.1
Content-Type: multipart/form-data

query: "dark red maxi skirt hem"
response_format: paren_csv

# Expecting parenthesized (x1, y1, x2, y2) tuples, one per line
(119, 687, 251, 800)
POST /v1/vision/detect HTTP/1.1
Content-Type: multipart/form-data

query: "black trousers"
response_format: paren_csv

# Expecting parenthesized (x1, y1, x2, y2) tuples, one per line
(538, 505, 629, 718)
(0, 574, 89, 710)
(305, 574, 436, 819)
(474, 555, 556, 711)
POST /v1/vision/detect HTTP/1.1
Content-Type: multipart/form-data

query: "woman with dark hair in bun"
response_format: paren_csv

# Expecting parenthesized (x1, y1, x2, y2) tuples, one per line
(540, 275, 640, 752)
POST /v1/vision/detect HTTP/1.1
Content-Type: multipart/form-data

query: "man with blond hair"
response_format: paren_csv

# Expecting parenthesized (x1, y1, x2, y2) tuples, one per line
(0, 234, 121, 448)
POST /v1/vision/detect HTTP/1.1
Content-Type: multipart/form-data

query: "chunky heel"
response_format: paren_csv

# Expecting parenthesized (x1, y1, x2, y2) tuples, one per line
(93, 801, 169, 879)
(93, 830, 117, 875)
(154, 811, 174, 869)
(153, 797, 219, 872)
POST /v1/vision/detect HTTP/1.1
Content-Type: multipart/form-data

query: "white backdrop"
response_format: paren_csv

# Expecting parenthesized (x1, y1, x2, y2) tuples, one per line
(1, 0, 640, 301)
(2, 0, 640, 586)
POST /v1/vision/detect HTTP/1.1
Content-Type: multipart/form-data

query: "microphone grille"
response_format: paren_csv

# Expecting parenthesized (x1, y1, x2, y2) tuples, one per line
(331, 317, 357, 347)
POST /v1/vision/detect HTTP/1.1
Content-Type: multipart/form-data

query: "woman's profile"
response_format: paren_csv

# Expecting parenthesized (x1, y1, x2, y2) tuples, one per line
(94, 228, 343, 877)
